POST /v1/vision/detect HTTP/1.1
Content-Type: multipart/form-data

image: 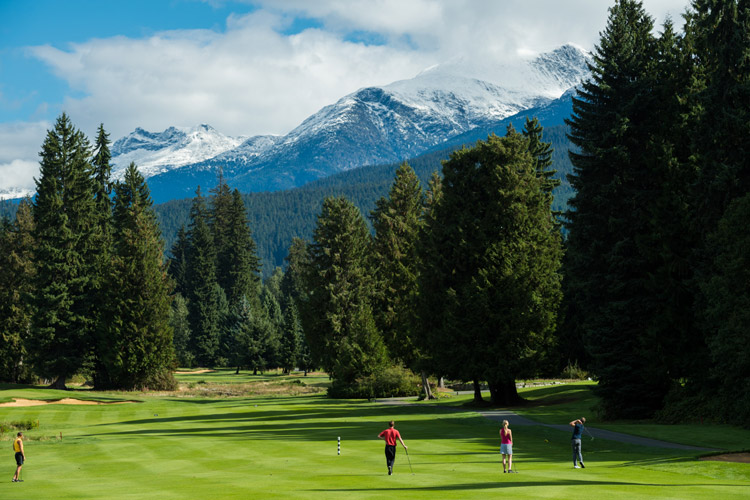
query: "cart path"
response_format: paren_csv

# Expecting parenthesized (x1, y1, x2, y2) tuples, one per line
(375, 398, 717, 451)
(479, 410, 717, 451)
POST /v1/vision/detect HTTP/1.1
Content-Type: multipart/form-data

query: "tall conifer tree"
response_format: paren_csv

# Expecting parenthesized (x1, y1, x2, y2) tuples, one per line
(420, 133, 562, 405)
(30, 113, 97, 389)
(300, 197, 387, 391)
(0, 200, 35, 382)
(99, 164, 176, 389)
(186, 188, 221, 366)
(370, 163, 424, 368)
(565, 0, 677, 417)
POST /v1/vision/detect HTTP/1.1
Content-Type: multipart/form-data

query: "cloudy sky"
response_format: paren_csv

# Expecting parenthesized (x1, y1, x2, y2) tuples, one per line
(0, 0, 690, 195)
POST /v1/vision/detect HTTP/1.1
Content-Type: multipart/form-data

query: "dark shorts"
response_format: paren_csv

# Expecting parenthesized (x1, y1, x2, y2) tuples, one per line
(15, 452, 24, 466)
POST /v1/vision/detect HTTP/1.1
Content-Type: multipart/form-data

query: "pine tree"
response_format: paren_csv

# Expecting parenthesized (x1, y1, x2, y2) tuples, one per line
(168, 226, 190, 297)
(420, 133, 562, 405)
(223, 190, 262, 308)
(300, 196, 387, 389)
(522, 117, 560, 203)
(0, 200, 35, 383)
(261, 287, 284, 369)
(171, 294, 193, 367)
(278, 301, 303, 374)
(564, 0, 675, 417)
(99, 164, 176, 390)
(90, 124, 115, 385)
(687, 0, 750, 229)
(370, 163, 424, 368)
(185, 188, 221, 366)
(30, 113, 97, 389)
(701, 193, 750, 423)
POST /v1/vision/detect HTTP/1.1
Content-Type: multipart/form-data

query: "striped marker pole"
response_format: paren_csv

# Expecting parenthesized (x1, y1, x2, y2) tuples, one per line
(338, 436, 341, 455)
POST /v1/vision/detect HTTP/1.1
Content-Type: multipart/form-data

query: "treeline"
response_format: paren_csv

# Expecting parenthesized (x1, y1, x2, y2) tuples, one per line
(154, 124, 575, 277)
(0, 114, 175, 390)
(560, 0, 750, 424)
(165, 176, 312, 374)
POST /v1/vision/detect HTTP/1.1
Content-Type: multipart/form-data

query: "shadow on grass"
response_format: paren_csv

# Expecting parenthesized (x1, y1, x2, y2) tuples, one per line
(305, 479, 743, 492)
(86, 399, 492, 443)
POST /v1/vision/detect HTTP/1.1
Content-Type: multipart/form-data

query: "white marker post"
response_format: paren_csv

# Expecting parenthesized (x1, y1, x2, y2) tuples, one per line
(338, 436, 341, 455)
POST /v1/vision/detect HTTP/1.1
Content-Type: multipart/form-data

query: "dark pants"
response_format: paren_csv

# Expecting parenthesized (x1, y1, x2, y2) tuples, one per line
(385, 444, 396, 469)
(572, 438, 583, 465)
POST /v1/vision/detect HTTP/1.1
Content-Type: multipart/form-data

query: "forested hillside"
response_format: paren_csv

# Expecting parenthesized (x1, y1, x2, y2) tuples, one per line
(155, 124, 574, 276)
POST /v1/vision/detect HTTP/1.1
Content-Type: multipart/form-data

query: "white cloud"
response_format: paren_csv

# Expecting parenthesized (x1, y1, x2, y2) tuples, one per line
(29, 9, 433, 140)
(0, 121, 49, 194)
(0, 159, 39, 198)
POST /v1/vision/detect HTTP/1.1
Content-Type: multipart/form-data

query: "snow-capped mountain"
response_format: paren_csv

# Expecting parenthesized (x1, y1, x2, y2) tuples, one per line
(117, 44, 590, 202)
(111, 124, 249, 180)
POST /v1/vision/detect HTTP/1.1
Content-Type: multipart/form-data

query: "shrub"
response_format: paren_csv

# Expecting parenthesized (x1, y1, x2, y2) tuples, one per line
(0, 420, 39, 434)
(561, 360, 588, 380)
(328, 365, 420, 399)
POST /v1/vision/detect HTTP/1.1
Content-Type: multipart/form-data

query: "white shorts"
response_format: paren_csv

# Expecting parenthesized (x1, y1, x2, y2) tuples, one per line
(500, 444, 512, 455)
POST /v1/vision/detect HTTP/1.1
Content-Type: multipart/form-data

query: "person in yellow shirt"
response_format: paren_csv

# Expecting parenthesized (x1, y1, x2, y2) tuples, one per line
(12, 432, 25, 482)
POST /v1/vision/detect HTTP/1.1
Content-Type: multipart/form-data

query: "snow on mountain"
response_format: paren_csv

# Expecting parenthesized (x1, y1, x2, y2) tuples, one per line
(0, 187, 35, 201)
(111, 124, 249, 180)
(70, 44, 592, 202)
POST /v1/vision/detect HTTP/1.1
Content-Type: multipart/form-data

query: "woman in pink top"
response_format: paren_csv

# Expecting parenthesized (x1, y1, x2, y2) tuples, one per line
(500, 420, 516, 473)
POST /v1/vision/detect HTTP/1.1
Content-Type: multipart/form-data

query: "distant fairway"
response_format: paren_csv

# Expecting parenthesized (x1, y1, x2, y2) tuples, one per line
(1, 372, 749, 499)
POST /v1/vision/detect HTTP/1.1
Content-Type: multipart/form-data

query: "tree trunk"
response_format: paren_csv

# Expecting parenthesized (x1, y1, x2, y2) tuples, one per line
(235, 366, 240, 375)
(472, 378, 483, 403)
(49, 375, 67, 390)
(438, 376, 445, 389)
(421, 371, 435, 400)
(488, 378, 521, 406)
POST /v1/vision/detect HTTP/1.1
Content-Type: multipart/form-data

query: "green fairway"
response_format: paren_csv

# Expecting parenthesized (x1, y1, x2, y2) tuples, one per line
(1, 373, 748, 499)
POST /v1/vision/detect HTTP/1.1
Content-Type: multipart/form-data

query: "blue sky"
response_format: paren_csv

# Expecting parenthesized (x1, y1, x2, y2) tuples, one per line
(0, 0, 689, 196)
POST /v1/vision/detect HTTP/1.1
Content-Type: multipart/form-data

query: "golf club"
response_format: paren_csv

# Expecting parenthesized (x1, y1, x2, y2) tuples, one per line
(585, 427, 595, 441)
(405, 449, 414, 475)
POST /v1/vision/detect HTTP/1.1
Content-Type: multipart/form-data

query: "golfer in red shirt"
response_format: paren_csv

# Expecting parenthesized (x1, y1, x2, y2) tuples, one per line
(378, 420, 408, 475)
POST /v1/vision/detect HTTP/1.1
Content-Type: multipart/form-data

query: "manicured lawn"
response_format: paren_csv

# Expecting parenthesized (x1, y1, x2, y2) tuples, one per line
(1, 373, 748, 499)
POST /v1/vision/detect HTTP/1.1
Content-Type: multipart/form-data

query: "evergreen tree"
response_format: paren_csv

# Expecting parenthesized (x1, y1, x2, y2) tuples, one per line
(522, 117, 560, 204)
(185, 188, 221, 366)
(214, 188, 261, 309)
(30, 113, 97, 389)
(0, 200, 35, 383)
(300, 196, 387, 390)
(168, 226, 190, 297)
(701, 193, 750, 423)
(91, 124, 113, 221)
(261, 287, 284, 369)
(278, 301, 303, 373)
(564, 0, 675, 417)
(414, 171, 443, 398)
(687, 0, 750, 230)
(420, 133, 562, 405)
(99, 164, 176, 390)
(370, 163, 424, 368)
(90, 124, 115, 384)
(171, 294, 193, 368)
(281, 238, 314, 375)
